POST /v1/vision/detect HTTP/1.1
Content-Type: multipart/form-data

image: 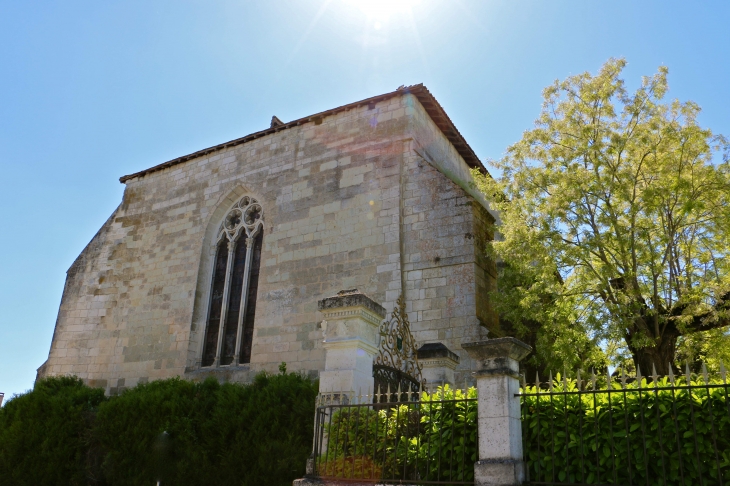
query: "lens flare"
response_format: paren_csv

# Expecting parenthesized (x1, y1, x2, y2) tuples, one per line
(346, 0, 421, 21)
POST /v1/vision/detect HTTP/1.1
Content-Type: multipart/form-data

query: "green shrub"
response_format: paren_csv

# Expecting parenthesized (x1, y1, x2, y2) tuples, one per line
(0, 372, 317, 486)
(93, 377, 209, 485)
(323, 385, 478, 482)
(0, 376, 107, 486)
(95, 372, 318, 486)
(323, 403, 421, 479)
(324, 379, 730, 485)
(521, 376, 730, 485)
(418, 386, 478, 482)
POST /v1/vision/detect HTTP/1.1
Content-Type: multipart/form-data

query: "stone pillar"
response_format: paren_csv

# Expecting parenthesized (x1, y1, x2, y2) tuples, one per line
(463, 338, 532, 486)
(317, 289, 385, 397)
(417, 342, 460, 387)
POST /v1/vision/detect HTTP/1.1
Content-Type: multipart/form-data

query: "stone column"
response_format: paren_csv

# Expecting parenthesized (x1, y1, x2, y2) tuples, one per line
(463, 337, 532, 486)
(317, 289, 385, 397)
(417, 342, 460, 387)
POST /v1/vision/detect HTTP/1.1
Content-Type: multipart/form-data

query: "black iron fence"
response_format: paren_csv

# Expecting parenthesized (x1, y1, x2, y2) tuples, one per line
(519, 366, 730, 486)
(373, 365, 422, 403)
(311, 385, 478, 484)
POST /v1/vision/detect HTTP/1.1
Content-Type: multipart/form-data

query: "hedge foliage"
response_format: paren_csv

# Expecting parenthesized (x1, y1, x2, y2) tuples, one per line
(0, 372, 317, 486)
(6, 373, 726, 486)
(321, 378, 730, 486)
(522, 376, 730, 485)
(0, 376, 105, 486)
(322, 385, 478, 482)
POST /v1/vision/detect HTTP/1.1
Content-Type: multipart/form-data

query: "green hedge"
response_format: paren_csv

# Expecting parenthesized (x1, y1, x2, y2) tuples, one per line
(0, 372, 317, 486)
(321, 379, 730, 486)
(322, 385, 478, 482)
(7, 373, 725, 486)
(0, 376, 106, 486)
(522, 377, 730, 485)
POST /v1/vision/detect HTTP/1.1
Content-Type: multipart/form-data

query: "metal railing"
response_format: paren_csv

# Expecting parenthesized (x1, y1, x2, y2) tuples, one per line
(518, 365, 730, 486)
(311, 385, 478, 484)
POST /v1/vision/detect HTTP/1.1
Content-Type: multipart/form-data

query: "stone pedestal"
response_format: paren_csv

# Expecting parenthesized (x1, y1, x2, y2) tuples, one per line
(317, 289, 385, 397)
(417, 342, 460, 387)
(463, 338, 532, 486)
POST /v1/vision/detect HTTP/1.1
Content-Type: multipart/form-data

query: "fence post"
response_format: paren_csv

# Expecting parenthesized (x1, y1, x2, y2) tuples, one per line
(463, 337, 532, 486)
(417, 342, 460, 387)
(293, 290, 385, 486)
(317, 289, 385, 399)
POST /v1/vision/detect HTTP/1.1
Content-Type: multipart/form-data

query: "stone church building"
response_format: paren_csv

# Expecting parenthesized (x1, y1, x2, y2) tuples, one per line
(37, 84, 499, 394)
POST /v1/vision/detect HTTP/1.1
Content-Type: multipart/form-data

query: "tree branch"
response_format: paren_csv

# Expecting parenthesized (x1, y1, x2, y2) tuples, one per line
(670, 291, 730, 333)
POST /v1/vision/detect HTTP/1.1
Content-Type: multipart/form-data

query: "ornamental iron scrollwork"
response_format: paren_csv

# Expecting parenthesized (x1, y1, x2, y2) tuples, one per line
(373, 294, 424, 402)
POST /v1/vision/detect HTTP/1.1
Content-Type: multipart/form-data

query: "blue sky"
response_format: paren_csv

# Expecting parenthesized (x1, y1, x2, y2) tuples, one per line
(1, 0, 729, 401)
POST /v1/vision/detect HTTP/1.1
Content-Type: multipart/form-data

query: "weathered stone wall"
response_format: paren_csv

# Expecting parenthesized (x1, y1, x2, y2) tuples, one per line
(39, 92, 496, 393)
(399, 149, 494, 384)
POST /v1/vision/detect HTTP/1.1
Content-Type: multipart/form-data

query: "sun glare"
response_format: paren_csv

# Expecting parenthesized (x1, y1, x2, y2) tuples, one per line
(346, 0, 421, 21)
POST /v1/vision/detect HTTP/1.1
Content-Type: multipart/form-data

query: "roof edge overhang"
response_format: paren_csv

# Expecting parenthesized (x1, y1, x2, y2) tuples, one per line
(119, 84, 486, 183)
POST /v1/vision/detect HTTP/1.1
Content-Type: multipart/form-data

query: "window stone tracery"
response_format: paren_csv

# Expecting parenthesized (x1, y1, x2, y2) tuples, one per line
(201, 196, 264, 367)
(219, 196, 264, 242)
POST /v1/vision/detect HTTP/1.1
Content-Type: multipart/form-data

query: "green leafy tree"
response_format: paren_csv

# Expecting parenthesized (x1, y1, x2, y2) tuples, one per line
(474, 58, 730, 375)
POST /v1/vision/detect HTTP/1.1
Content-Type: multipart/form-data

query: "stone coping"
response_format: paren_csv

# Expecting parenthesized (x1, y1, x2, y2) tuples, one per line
(462, 337, 532, 362)
(417, 342, 460, 363)
(317, 289, 386, 318)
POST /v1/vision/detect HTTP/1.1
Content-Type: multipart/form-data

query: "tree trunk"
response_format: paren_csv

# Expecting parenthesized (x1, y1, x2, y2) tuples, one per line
(626, 327, 680, 377)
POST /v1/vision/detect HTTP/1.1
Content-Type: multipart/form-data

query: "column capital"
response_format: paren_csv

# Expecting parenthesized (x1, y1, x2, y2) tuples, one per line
(318, 289, 386, 343)
(463, 338, 532, 362)
(463, 338, 532, 378)
(318, 289, 386, 317)
(317, 290, 383, 396)
(417, 342, 460, 386)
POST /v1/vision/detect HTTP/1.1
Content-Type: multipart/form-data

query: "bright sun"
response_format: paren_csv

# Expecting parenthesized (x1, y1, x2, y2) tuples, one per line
(346, 0, 421, 22)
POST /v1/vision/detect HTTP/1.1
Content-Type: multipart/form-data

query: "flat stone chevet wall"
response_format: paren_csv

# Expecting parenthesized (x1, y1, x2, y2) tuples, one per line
(399, 153, 495, 383)
(39, 92, 496, 393)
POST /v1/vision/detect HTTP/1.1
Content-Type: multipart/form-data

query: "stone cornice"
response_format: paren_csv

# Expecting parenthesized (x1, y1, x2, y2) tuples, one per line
(317, 289, 385, 319)
(321, 337, 379, 356)
(462, 338, 532, 362)
(320, 307, 383, 327)
(419, 357, 459, 371)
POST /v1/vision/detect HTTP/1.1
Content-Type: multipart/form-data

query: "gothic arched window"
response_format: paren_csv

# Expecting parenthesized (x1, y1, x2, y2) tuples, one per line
(202, 196, 264, 367)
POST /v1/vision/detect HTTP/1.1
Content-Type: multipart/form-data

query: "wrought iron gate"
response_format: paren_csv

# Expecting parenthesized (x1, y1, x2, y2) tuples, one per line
(373, 294, 424, 402)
